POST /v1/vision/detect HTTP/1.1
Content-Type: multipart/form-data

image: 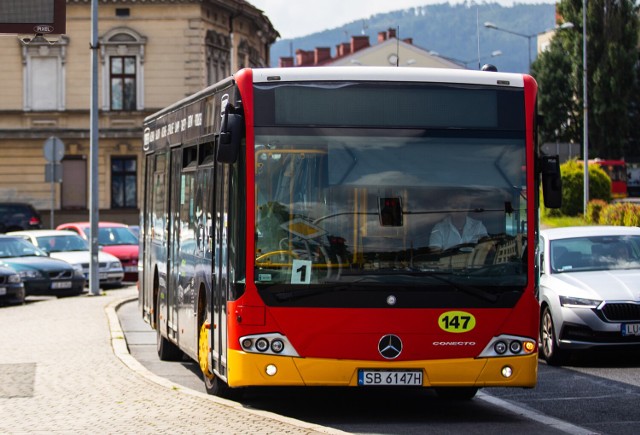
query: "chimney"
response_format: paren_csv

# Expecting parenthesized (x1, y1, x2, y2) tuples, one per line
(402, 38, 413, 45)
(336, 42, 351, 57)
(378, 31, 387, 43)
(314, 47, 332, 65)
(387, 28, 397, 39)
(351, 35, 370, 53)
(279, 57, 294, 68)
(295, 49, 314, 67)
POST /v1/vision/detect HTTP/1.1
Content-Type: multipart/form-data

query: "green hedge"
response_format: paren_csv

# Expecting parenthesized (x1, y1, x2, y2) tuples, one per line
(595, 201, 640, 226)
(544, 159, 612, 217)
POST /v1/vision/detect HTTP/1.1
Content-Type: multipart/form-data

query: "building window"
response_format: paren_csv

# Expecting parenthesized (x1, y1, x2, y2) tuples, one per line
(112, 156, 137, 208)
(62, 157, 87, 209)
(110, 56, 136, 111)
(206, 30, 231, 85)
(20, 36, 68, 111)
(99, 27, 147, 111)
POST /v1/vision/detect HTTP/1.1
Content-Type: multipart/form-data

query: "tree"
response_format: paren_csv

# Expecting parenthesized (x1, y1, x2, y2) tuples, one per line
(533, 0, 639, 159)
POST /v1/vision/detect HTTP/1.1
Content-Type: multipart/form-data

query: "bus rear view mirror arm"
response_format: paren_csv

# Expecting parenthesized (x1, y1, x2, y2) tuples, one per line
(540, 155, 562, 209)
(217, 104, 244, 164)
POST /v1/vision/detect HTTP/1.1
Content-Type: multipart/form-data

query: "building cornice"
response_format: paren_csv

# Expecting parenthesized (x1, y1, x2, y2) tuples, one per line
(67, 0, 279, 42)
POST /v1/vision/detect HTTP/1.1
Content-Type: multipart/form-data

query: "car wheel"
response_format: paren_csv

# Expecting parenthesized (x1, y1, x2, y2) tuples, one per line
(540, 305, 568, 366)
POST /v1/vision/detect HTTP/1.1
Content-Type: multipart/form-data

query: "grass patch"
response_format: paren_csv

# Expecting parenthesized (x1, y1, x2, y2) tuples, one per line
(540, 214, 588, 228)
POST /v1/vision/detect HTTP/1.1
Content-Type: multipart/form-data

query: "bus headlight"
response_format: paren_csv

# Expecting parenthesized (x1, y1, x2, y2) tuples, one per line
(479, 335, 536, 358)
(239, 332, 299, 357)
(255, 338, 269, 352)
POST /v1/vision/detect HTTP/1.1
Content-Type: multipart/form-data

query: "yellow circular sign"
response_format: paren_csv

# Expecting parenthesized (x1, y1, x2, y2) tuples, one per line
(438, 311, 476, 333)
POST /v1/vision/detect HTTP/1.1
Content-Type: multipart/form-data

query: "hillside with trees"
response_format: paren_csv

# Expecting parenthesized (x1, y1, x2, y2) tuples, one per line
(268, 2, 557, 73)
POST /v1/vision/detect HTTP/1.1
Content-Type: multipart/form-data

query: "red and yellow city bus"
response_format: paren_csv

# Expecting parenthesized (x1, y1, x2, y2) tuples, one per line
(139, 67, 561, 400)
(591, 159, 628, 199)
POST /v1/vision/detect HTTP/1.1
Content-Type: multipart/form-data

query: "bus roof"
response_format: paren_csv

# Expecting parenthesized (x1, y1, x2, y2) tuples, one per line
(251, 66, 525, 88)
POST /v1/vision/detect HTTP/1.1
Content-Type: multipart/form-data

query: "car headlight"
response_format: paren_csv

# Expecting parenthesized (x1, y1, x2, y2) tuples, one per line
(110, 261, 123, 271)
(19, 269, 42, 279)
(8, 274, 21, 283)
(72, 264, 84, 273)
(559, 296, 602, 308)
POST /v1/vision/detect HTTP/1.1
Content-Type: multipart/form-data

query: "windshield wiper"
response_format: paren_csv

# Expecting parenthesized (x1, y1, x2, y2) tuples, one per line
(402, 270, 499, 303)
(272, 271, 498, 303)
(273, 285, 354, 302)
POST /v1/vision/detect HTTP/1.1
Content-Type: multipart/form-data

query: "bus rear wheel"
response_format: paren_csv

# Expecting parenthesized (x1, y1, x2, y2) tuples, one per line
(155, 293, 182, 361)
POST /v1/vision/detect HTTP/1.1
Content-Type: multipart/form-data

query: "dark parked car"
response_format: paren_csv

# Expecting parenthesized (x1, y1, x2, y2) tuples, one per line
(0, 202, 43, 233)
(0, 264, 25, 305)
(0, 236, 85, 297)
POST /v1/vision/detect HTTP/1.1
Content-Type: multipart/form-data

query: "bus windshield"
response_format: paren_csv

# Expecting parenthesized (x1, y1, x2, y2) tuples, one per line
(254, 130, 528, 288)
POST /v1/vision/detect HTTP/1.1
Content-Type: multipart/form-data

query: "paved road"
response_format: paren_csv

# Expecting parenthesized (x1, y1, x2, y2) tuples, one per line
(0, 286, 341, 434)
(117, 298, 595, 435)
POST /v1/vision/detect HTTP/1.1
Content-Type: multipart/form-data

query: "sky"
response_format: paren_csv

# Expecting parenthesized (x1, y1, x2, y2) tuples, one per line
(248, 0, 553, 39)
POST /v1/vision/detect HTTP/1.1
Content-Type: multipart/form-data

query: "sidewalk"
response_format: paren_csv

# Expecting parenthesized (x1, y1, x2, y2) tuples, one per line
(0, 286, 342, 434)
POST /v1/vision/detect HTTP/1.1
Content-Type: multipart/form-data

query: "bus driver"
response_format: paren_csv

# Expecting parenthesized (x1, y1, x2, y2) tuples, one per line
(428, 195, 488, 251)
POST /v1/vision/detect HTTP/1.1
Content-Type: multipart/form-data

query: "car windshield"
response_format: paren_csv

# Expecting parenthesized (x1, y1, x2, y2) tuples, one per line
(36, 234, 89, 253)
(550, 235, 640, 273)
(0, 238, 47, 258)
(84, 226, 138, 246)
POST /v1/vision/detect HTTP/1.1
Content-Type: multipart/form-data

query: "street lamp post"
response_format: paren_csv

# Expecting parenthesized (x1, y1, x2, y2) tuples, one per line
(583, 0, 589, 215)
(484, 22, 574, 72)
(435, 50, 503, 70)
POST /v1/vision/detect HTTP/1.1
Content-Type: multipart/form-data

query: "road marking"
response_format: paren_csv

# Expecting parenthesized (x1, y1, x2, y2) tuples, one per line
(478, 391, 598, 435)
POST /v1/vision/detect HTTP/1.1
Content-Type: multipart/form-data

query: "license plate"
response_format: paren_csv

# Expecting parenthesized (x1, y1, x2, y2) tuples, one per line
(0, 287, 6, 296)
(358, 370, 423, 386)
(622, 323, 640, 336)
(124, 266, 137, 272)
(51, 281, 72, 289)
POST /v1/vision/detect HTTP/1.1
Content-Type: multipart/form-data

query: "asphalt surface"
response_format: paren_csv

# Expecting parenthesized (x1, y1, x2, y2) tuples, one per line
(117, 297, 597, 435)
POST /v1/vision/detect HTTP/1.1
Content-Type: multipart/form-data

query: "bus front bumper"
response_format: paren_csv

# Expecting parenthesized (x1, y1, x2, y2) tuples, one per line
(225, 349, 537, 388)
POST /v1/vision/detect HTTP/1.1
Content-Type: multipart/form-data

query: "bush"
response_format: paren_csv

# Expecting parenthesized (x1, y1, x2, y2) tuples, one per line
(557, 160, 611, 217)
(585, 199, 607, 224)
(622, 203, 640, 226)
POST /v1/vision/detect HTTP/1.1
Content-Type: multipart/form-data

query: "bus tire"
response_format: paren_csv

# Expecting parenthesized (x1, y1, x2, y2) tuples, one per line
(198, 321, 242, 399)
(434, 387, 478, 400)
(155, 293, 183, 361)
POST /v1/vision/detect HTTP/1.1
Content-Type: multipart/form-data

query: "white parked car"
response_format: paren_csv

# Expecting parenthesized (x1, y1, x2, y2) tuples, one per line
(538, 226, 640, 365)
(8, 229, 124, 288)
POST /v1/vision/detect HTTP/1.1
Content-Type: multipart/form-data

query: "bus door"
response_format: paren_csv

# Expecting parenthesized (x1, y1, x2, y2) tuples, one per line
(141, 154, 155, 323)
(211, 164, 230, 376)
(166, 147, 182, 341)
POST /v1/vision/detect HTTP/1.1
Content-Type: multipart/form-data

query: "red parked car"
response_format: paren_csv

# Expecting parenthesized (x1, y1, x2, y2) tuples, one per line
(56, 222, 139, 282)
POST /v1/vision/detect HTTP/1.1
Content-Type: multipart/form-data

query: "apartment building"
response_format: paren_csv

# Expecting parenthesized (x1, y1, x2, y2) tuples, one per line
(0, 0, 277, 226)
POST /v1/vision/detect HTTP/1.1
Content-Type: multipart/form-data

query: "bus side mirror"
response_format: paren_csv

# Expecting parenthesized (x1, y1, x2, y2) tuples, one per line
(541, 155, 562, 209)
(217, 104, 244, 164)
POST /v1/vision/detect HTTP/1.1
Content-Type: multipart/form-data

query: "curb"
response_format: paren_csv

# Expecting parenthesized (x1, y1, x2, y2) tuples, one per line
(105, 295, 347, 435)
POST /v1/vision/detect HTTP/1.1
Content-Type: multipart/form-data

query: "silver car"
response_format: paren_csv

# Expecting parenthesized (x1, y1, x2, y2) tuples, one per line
(538, 226, 640, 365)
(8, 230, 124, 288)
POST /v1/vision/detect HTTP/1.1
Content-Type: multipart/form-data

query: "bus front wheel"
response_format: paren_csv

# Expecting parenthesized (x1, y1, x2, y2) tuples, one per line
(434, 387, 478, 400)
(198, 321, 241, 399)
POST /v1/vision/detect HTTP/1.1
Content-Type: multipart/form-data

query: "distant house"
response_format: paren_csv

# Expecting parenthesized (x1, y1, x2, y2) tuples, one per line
(279, 28, 463, 69)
